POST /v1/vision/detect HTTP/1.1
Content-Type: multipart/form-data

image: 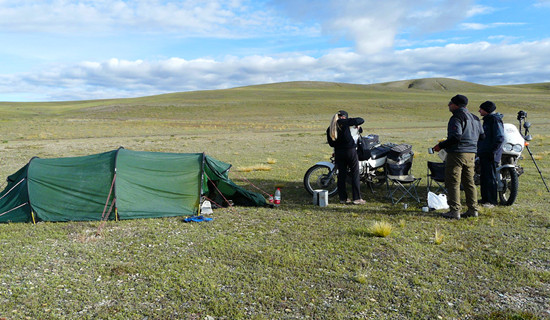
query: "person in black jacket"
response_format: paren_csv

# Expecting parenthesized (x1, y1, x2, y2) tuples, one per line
(477, 101, 504, 207)
(433, 95, 485, 219)
(327, 110, 366, 205)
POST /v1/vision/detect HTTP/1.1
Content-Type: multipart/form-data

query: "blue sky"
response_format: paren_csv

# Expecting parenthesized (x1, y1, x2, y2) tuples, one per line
(1, 0, 550, 102)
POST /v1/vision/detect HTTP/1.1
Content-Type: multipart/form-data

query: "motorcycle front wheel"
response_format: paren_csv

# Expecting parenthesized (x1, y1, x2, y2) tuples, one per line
(499, 167, 519, 206)
(303, 165, 338, 197)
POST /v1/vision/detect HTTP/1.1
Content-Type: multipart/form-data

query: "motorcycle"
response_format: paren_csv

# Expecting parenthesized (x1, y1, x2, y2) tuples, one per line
(303, 132, 395, 197)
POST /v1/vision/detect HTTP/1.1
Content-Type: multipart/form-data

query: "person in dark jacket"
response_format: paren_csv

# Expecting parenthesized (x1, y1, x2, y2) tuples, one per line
(327, 110, 366, 205)
(477, 101, 504, 207)
(433, 95, 485, 219)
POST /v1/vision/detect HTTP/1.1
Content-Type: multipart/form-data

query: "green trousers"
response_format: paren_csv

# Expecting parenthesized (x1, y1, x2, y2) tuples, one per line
(445, 152, 478, 212)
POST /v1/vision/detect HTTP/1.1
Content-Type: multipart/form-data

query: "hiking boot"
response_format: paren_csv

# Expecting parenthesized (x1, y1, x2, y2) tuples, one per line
(462, 209, 479, 218)
(352, 199, 366, 205)
(442, 210, 460, 219)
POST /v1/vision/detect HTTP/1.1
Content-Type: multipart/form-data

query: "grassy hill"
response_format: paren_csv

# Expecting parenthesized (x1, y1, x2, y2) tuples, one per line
(369, 77, 501, 92)
(0, 78, 549, 319)
(2, 77, 549, 116)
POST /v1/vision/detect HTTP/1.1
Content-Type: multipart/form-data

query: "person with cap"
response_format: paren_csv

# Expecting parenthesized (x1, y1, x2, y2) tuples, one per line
(327, 110, 366, 205)
(433, 94, 485, 219)
(477, 101, 504, 208)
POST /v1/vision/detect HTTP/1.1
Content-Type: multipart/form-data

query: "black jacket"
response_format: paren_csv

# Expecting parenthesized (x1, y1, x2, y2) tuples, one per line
(478, 112, 504, 162)
(326, 117, 365, 150)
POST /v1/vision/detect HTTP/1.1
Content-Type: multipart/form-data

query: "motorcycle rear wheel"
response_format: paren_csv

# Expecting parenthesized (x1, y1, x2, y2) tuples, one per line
(303, 165, 339, 197)
(498, 167, 519, 206)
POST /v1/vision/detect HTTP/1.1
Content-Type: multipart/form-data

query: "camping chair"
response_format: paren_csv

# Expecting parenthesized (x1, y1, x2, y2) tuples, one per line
(427, 161, 447, 194)
(385, 159, 421, 204)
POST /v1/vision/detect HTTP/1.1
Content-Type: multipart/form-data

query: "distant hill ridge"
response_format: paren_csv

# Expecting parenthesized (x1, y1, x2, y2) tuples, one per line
(371, 77, 496, 91)
(2, 77, 548, 105)
(236, 77, 549, 93)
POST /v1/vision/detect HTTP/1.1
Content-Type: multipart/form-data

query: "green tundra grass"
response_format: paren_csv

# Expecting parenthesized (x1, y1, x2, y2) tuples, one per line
(0, 78, 548, 319)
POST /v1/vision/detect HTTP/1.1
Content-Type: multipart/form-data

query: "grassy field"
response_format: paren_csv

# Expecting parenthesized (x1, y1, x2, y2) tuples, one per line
(0, 78, 549, 319)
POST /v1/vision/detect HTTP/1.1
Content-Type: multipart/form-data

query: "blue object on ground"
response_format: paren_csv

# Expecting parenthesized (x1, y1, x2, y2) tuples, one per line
(184, 215, 213, 223)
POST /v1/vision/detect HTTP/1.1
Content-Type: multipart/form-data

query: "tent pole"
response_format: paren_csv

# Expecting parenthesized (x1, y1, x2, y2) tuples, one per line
(101, 173, 117, 221)
(198, 153, 207, 215)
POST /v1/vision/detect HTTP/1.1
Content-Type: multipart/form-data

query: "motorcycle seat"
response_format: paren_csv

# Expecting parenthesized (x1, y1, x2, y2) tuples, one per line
(368, 145, 392, 160)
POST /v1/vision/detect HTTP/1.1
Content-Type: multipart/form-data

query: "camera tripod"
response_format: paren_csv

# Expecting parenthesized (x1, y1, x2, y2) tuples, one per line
(517, 111, 550, 192)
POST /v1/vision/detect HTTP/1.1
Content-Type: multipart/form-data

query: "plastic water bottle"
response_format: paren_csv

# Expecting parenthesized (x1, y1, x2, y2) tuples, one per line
(274, 188, 281, 207)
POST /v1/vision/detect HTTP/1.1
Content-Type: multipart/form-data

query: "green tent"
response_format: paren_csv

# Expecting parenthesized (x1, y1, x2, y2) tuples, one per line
(0, 148, 267, 223)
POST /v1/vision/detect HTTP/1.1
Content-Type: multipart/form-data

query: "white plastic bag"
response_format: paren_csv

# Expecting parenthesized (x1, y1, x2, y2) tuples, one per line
(427, 191, 449, 210)
(438, 149, 448, 162)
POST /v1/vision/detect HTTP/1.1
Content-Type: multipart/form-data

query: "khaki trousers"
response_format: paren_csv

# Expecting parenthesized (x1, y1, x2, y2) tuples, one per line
(445, 152, 478, 212)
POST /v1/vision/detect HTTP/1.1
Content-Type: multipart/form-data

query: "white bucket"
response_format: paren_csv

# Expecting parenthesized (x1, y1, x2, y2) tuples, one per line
(313, 190, 329, 207)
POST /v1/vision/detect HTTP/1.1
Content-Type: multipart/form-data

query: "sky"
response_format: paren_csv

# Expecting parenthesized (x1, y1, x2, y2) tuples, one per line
(1, 0, 550, 102)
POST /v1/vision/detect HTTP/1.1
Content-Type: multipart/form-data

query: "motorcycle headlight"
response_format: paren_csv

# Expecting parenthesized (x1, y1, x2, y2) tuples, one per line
(512, 144, 523, 153)
(502, 143, 513, 152)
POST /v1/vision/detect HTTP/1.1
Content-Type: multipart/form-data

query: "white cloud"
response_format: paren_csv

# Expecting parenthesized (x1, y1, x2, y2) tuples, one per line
(271, 0, 474, 54)
(460, 22, 526, 30)
(534, 0, 550, 7)
(466, 5, 495, 17)
(0, 0, 484, 55)
(378, 40, 550, 84)
(460, 23, 488, 30)
(2, 39, 549, 101)
(0, 0, 293, 37)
